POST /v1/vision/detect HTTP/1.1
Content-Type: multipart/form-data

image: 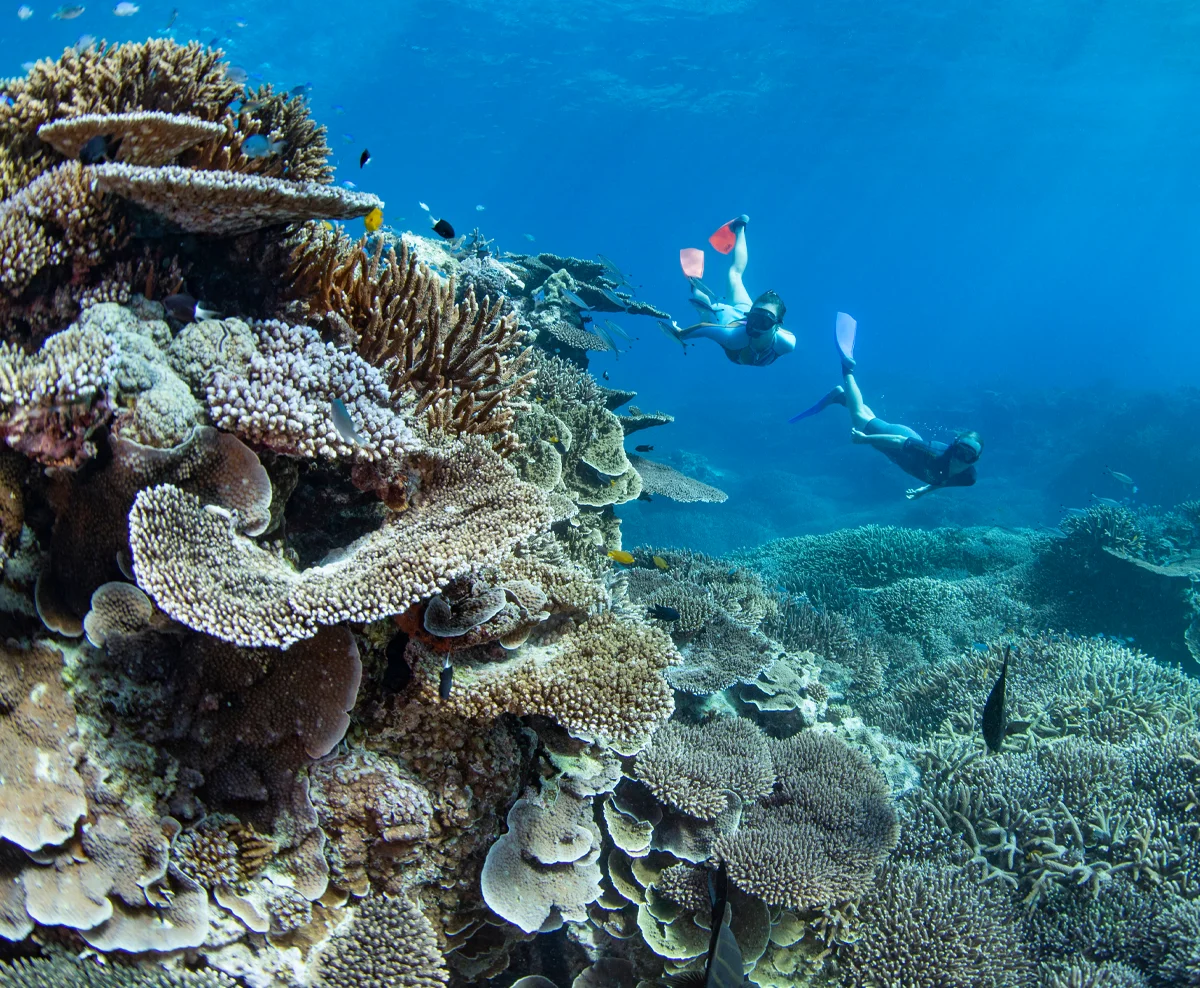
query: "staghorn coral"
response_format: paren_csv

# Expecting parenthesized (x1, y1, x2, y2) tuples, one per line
(285, 230, 533, 449)
(830, 861, 1034, 988)
(633, 717, 775, 820)
(628, 454, 728, 503)
(428, 611, 677, 752)
(90, 164, 380, 235)
(129, 439, 550, 647)
(1038, 960, 1149, 988)
(715, 730, 898, 911)
(665, 611, 782, 695)
(313, 893, 449, 988)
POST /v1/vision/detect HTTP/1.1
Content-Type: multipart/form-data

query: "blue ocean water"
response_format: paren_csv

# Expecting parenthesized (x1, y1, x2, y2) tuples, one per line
(8, 0, 1197, 554)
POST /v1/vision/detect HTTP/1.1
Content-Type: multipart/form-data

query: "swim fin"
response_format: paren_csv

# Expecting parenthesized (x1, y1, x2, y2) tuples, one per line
(788, 386, 846, 423)
(836, 311, 857, 370)
(680, 247, 705, 279)
(708, 218, 740, 254)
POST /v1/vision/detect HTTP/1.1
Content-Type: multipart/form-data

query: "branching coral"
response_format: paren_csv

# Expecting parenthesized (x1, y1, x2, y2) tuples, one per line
(285, 230, 532, 449)
(829, 862, 1034, 988)
(714, 730, 898, 910)
(633, 717, 775, 819)
(1, 948, 236, 988)
(314, 893, 449, 988)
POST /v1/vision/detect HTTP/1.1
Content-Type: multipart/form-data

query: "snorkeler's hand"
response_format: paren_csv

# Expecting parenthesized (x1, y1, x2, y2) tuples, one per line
(851, 429, 870, 444)
(905, 485, 931, 500)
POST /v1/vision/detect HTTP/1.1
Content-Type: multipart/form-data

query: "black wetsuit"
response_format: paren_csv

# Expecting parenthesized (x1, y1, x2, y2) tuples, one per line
(864, 418, 978, 488)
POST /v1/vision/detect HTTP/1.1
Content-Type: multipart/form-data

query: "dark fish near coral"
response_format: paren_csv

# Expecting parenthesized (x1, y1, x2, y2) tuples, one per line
(431, 217, 456, 239)
(52, 4, 85, 18)
(648, 604, 680, 622)
(981, 645, 1010, 753)
(330, 398, 365, 446)
(439, 655, 454, 700)
(635, 444, 654, 453)
(637, 491, 652, 502)
(602, 371, 610, 380)
(359, 147, 370, 168)
(78, 133, 122, 164)
(652, 863, 744, 988)
(162, 293, 220, 324)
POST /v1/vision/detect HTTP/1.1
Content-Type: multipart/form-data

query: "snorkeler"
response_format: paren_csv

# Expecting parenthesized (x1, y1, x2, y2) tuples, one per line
(666, 216, 796, 366)
(791, 312, 983, 499)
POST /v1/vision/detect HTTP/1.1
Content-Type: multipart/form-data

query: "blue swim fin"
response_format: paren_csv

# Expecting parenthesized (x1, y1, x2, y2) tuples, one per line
(836, 311, 857, 371)
(789, 387, 845, 423)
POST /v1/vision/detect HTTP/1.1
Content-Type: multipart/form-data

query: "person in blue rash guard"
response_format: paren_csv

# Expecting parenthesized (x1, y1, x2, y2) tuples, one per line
(791, 312, 983, 499)
(668, 215, 796, 367)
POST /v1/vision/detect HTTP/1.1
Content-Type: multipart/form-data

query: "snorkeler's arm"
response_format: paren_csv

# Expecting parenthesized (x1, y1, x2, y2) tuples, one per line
(905, 484, 935, 500)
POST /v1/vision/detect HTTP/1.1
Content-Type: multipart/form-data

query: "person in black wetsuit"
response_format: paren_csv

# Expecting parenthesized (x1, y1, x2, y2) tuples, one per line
(790, 312, 983, 499)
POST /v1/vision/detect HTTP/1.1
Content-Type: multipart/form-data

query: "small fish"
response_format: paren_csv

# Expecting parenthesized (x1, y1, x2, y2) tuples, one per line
(419, 201, 430, 211)
(342, 180, 357, 189)
(548, 435, 559, 445)
(531, 288, 546, 304)
(241, 133, 285, 158)
(431, 217, 455, 239)
(1104, 467, 1137, 492)
(635, 444, 654, 453)
(320, 221, 333, 231)
(289, 83, 312, 100)
(475, 204, 485, 211)
(602, 371, 610, 380)
(112, 1, 138, 14)
(648, 604, 680, 622)
(591, 320, 618, 354)
(20, 61, 35, 72)
(972, 642, 989, 652)
(73, 33, 96, 50)
(331, 103, 345, 114)
(225, 64, 249, 84)
(439, 656, 454, 700)
(600, 286, 630, 309)
(652, 555, 669, 571)
(78, 133, 121, 164)
(981, 645, 1010, 754)
(637, 491, 652, 502)
(1090, 494, 1123, 509)
(523, 233, 535, 241)
(162, 293, 219, 324)
(164, 7, 177, 27)
(341, 133, 354, 143)
(52, 3, 84, 17)
(364, 207, 383, 233)
(607, 549, 635, 565)
(560, 288, 590, 309)
(238, 98, 266, 112)
(359, 148, 370, 168)
(597, 253, 635, 288)
(658, 319, 687, 350)
(603, 319, 633, 342)
(17, 6, 33, 19)
(330, 398, 365, 445)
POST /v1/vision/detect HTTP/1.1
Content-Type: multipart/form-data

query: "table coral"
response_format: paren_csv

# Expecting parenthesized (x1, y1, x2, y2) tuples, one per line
(313, 893, 449, 988)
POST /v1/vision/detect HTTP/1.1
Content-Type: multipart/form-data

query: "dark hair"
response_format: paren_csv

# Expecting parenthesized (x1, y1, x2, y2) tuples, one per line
(952, 430, 984, 461)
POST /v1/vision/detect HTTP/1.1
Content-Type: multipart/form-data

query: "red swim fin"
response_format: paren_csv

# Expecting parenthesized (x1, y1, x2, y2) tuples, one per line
(679, 247, 705, 278)
(708, 219, 739, 254)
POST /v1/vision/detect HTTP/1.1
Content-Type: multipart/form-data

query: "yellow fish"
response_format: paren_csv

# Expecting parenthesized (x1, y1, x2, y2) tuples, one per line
(548, 435, 559, 444)
(607, 549, 635, 565)
(364, 207, 383, 233)
(652, 555, 670, 571)
(320, 220, 334, 231)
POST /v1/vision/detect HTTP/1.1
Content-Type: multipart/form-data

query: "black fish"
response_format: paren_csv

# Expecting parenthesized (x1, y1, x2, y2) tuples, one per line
(981, 645, 1010, 753)
(431, 218, 455, 239)
(79, 133, 121, 164)
(439, 656, 454, 699)
(635, 444, 654, 452)
(162, 293, 198, 323)
(651, 864, 743, 988)
(165, 7, 178, 28)
(359, 148, 370, 168)
(602, 371, 610, 380)
(637, 491, 653, 502)
(648, 604, 680, 622)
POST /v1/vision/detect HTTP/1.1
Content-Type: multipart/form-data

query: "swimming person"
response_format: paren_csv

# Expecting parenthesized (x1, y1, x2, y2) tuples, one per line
(791, 312, 983, 499)
(668, 215, 795, 366)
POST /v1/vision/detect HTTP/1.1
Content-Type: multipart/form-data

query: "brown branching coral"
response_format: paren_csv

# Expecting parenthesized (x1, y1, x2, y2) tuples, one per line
(314, 893, 449, 988)
(285, 230, 533, 449)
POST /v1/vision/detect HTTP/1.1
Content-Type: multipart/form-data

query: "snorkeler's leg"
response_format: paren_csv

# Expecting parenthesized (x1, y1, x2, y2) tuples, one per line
(727, 215, 752, 308)
(676, 321, 742, 346)
(842, 369, 877, 432)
